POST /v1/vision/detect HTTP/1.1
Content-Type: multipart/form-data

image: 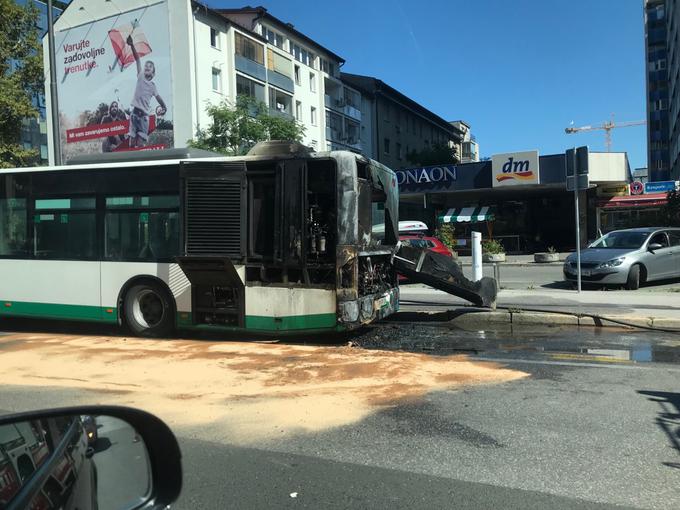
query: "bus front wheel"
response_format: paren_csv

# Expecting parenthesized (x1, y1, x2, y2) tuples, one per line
(123, 282, 174, 337)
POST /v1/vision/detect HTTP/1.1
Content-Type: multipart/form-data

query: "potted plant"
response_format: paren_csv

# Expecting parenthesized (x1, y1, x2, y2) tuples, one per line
(534, 245, 559, 263)
(482, 238, 505, 263)
(434, 223, 458, 258)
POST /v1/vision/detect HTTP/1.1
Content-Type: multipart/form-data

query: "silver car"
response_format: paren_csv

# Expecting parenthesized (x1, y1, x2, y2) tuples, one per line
(563, 227, 680, 289)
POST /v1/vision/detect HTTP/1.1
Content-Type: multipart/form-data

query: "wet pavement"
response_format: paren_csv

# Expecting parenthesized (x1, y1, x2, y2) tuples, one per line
(355, 323, 680, 365)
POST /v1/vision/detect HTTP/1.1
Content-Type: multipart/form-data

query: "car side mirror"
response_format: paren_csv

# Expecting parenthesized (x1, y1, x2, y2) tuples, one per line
(0, 406, 181, 510)
(648, 243, 663, 252)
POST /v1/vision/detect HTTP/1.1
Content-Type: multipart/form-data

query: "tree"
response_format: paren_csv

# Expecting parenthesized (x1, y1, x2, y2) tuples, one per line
(406, 143, 459, 167)
(664, 189, 680, 226)
(0, 0, 43, 168)
(188, 95, 306, 155)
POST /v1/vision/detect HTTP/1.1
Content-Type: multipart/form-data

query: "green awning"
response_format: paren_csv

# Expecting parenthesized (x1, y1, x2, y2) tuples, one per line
(439, 206, 494, 223)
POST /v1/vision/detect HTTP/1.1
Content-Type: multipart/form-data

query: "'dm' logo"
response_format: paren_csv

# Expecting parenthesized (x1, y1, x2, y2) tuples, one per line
(496, 157, 534, 182)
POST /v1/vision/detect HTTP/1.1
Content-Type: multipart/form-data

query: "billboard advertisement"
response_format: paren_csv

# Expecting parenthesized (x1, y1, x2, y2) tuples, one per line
(491, 150, 540, 187)
(55, 2, 173, 161)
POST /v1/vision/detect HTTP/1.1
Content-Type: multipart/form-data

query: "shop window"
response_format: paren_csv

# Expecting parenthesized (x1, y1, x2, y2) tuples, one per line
(0, 198, 28, 256)
(33, 197, 96, 260)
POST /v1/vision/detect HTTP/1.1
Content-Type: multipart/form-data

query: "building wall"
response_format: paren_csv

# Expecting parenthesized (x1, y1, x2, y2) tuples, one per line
(645, 0, 671, 181)
(374, 95, 456, 170)
(666, 0, 680, 179)
(45, 1, 347, 162)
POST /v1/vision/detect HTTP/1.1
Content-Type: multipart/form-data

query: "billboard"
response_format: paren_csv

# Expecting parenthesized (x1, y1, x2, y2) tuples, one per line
(491, 150, 540, 187)
(55, 2, 173, 161)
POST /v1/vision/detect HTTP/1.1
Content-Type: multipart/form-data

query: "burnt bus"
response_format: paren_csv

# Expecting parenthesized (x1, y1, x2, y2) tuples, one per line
(0, 142, 400, 336)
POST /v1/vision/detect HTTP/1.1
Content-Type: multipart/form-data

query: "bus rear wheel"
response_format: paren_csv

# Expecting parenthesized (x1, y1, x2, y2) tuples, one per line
(123, 282, 174, 337)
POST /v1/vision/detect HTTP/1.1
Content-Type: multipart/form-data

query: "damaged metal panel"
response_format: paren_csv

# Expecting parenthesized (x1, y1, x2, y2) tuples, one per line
(333, 151, 360, 246)
(394, 245, 497, 309)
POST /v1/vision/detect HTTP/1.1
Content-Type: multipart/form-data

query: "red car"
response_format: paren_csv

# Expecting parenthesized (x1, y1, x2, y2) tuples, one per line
(399, 235, 454, 257)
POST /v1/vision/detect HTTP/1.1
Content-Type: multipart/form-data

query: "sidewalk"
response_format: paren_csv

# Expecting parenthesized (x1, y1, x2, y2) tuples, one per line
(455, 253, 569, 266)
(397, 285, 680, 331)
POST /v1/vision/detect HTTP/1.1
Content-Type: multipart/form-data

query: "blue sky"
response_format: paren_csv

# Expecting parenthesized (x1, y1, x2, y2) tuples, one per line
(208, 0, 648, 169)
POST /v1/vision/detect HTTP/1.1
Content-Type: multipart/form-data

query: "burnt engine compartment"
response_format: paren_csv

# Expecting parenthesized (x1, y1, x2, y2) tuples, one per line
(358, 255, 395, 297)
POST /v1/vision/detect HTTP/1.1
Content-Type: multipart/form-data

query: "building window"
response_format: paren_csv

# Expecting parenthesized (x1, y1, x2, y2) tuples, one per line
(268, 87, 292, 115)
(295, 100, 302, 120)
(263, 26, 284, 49)
(211, 68, 221, 92)
(267, 49, 292, 79)
(290, 43, 314, 66)
(311, 106, 317, 125)
(321, 58, 337, 76)
(397, 142, 402, 160)
(235, 32, 264, 64)
(309, 72, 316, 92)
(384, 138, 390, 154)
(236, 74, 265, 102)
(294, 65, 301, 85)
(210, 27, 220, 49)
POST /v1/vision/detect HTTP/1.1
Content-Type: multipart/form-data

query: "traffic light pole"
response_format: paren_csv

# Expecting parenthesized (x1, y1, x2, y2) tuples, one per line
(574, 183, 582, 293)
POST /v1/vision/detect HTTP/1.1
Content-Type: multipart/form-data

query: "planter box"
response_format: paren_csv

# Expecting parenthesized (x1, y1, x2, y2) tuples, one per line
(483, 253, 506, 263)
(534, 252, 559, 263)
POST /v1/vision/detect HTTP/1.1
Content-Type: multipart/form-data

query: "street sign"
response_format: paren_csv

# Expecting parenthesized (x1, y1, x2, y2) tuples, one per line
(566, 175, 590, 192)
(644, 180, 677, 194)
(630, 181, 644, 195)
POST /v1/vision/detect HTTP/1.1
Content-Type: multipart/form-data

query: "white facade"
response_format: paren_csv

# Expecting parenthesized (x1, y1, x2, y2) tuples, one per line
(450, 120, 479, 163)
(44, 1, 362, 162)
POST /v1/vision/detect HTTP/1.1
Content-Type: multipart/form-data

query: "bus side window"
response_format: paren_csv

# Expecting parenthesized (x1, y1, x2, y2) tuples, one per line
(33, 197, 96, 260)
(0, 198, 28, 257)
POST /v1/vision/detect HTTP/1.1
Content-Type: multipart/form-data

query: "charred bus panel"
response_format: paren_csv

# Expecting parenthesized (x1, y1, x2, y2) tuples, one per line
(176, 144, 400, 332)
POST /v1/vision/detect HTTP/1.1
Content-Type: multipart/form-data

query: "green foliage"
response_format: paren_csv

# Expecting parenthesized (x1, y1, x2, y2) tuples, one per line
(406, 143, 458, 167)
(188, 95, 306, 155)
(434, 223, 456, 251)
(0, 0, 43, 168)
(664, 189, 680, 227)
(482, 238, 504, 254)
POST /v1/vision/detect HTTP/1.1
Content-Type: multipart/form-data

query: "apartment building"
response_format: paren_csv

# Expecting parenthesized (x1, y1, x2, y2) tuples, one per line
(449, 120, 479, 163)
(341, 73, 463, 170)
(44, 1, 363, 162)
(644, 0, 671, 180)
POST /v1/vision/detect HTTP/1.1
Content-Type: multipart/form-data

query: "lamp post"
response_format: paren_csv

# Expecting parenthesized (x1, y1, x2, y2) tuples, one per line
(47, 0, 61, 165)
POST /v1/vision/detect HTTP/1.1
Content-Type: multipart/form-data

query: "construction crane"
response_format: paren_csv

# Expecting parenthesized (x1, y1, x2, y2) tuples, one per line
(565, 115, 646, 152)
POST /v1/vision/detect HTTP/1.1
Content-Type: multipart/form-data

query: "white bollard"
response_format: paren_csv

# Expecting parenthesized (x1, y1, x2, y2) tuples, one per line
(471, 231, 482, 282)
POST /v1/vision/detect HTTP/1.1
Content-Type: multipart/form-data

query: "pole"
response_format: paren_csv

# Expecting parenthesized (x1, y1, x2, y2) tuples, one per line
(574, 184, 582, 293)
(471, 231, 482, 282)
(47, 0, 61, 165)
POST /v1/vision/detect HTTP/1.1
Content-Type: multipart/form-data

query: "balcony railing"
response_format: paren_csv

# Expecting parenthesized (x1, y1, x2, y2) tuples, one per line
(235, 54, 267, 82)
(269, 108, 294, 120)
(267, 70, 294, 94)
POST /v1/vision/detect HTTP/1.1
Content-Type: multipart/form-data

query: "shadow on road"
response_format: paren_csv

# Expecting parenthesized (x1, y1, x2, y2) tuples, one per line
(638, 390, 680, 469)
(93, 436, 112, 454)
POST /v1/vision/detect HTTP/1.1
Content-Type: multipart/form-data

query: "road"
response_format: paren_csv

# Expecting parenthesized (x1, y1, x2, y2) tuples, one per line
(0, 322, 679, 509)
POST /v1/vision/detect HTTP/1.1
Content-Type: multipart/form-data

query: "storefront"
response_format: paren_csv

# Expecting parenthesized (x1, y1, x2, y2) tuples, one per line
(397, 150, 630, 254)
(595, 179, 677, 233)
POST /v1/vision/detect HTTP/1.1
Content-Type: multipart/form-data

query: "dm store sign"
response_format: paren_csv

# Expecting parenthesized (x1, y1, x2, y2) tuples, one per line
(491, 150, 540, 187)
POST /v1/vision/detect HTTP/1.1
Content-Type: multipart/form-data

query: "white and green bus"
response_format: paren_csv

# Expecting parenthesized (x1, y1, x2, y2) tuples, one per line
(0, 142, 400, 336)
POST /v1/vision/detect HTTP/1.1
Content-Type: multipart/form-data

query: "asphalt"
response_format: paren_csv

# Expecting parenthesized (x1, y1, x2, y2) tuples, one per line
(1, 323, 680, 508)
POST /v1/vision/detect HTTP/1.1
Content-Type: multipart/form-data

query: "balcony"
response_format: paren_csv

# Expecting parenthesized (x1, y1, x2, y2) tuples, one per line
(235, 54, 266, 82)
(269, 108, 294, 120)
(267, 70, 294, 94)
(324, 95, 345, 112)
(344, 104, 361, 121)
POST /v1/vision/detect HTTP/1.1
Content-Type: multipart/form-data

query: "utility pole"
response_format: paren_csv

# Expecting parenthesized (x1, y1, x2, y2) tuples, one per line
(47, 0, 61, 165)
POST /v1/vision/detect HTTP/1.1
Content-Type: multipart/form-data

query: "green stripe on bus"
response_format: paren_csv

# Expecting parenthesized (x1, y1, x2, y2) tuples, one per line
(0, 300, 117, 323)
(245, 313, 337, 331)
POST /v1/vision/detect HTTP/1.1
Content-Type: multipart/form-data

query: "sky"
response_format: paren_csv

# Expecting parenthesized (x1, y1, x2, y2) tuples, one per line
(207, 0, 648, 169)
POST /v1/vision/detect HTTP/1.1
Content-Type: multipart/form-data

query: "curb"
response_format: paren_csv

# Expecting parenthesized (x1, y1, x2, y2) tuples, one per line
(390, 310, 680, 331)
